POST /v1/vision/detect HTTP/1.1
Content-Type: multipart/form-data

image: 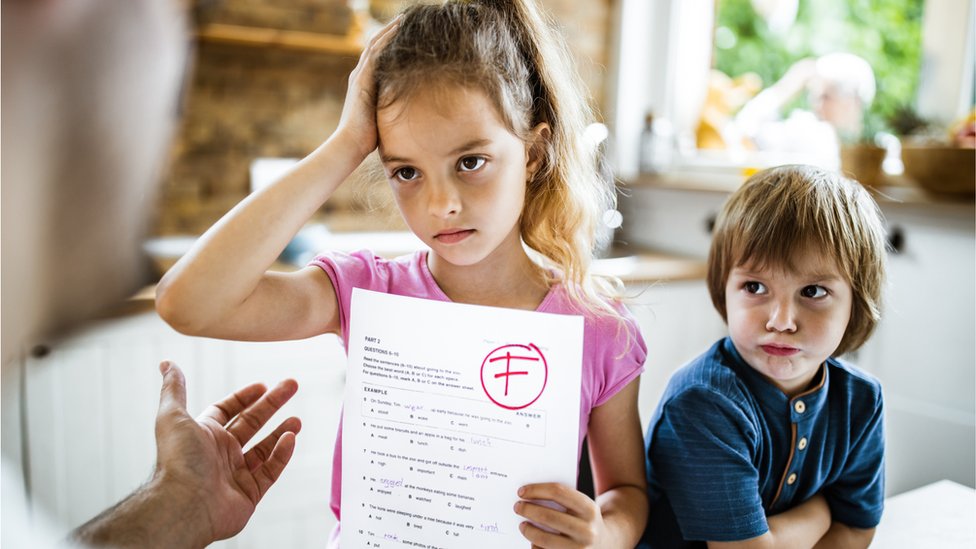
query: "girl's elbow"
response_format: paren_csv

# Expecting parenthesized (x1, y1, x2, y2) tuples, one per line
(154, 279, 204, 335)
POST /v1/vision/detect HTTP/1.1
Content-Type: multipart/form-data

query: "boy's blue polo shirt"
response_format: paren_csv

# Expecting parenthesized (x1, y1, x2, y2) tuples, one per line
(641, 337, 884, 548)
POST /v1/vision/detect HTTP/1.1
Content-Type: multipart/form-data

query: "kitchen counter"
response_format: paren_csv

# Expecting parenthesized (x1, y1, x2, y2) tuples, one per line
(628, 170, 976, 206)
(120, 232, 706, 316)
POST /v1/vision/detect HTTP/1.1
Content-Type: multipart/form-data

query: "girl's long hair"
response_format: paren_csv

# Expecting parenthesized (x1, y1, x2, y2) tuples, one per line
(375, 0, 622, 317)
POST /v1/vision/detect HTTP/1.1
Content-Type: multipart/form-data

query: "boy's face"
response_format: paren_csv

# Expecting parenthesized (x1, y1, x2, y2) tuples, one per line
(724, 245, 853, 396)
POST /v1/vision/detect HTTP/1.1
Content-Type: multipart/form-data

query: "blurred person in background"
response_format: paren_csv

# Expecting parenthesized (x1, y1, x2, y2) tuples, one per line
(2, 0, 301, 546)
(733, 52, 877, 168)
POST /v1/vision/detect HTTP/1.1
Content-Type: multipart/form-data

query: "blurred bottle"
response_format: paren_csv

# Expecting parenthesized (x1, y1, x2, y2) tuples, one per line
(639, 112, 674, 174)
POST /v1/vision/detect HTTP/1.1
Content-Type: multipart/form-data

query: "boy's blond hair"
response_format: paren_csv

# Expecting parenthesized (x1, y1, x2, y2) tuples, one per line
(707, 165, 887, 356)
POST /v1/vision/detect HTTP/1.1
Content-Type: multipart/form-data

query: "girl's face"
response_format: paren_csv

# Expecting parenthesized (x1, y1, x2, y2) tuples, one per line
(376, 84, 541, 268)
(724, 245, 853, 396)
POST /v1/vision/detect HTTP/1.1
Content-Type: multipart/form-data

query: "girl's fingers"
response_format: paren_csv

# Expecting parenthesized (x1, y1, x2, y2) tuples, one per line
(366, 14, 402, 50)
(517, 520, 574, 549)
(514, 500, 591, 543)
(517, 483, 598, 519)
(347, 15, 400, 107)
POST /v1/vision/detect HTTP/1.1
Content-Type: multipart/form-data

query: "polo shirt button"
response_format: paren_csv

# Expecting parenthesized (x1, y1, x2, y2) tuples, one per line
(794, 400, 806, 414)
(798, 437, 808, 450)
(787, 473, 798, 485)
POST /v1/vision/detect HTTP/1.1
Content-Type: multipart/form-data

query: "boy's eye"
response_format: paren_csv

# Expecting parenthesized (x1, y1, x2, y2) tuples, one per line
(744, 281, 767, 295)
(458, 156, 486, 172)
(801, 285, 828, 299)
(394, 167, 419, 181)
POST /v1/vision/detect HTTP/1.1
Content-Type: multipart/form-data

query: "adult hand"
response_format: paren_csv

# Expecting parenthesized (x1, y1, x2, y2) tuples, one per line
(514, 483, 609, 549)
(154, 360, 301, 543)
(335, 15, 401, 159)
(70, 361, 301, 548)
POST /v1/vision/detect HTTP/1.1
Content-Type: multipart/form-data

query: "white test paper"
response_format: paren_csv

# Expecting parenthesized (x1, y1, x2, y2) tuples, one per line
(341, 288, 584, 548)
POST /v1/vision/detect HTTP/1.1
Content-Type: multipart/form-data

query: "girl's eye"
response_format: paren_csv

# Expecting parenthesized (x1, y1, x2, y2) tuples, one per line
(744, 281, 767, 295)
(458, 156, 486, 172)
(801, 285, 828, 299)
(394, 167, 419, 182)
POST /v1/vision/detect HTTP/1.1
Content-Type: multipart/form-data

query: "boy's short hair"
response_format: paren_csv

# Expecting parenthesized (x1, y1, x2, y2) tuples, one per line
(707, 165, 887, 356)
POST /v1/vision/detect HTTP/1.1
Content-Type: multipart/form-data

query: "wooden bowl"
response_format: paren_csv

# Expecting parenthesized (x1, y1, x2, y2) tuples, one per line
(902, 146, 976, 195)
(841, 145, 886, 188)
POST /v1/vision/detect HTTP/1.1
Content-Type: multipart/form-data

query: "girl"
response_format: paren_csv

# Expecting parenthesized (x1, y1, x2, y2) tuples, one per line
(156, 1, 648, 546)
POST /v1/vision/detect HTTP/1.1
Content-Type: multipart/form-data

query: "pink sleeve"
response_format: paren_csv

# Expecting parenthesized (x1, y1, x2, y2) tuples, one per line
(591, 307, 647, 407)
(308, 249, 389, 349)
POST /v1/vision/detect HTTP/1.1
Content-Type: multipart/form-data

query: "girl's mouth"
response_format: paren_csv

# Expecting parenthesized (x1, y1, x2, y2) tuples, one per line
(434, 229, 474, 244)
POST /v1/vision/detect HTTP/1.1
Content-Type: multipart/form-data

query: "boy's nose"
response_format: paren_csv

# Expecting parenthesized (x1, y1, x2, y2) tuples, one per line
(426, 178, 461, 218)
(766, 299, 798, 333)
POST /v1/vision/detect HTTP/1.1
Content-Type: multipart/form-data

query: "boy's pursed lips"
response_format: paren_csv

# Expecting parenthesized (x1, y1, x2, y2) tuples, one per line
(760, 343, 800, 357)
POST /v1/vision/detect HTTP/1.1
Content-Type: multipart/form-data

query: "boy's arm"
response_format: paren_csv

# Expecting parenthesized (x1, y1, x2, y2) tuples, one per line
(648, 386, 772, 543)
(155, 20, 400, 342)
(812, 523, 875, 549)
(707, 494, 831, 549)
(820, 381, 886, 534)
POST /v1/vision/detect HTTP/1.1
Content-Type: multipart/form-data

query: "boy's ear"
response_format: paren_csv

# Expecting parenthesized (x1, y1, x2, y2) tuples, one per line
(525, 122, 551, 177)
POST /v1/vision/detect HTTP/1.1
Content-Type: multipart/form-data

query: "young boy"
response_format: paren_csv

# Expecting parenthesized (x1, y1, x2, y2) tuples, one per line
(642, 165, 887, 548)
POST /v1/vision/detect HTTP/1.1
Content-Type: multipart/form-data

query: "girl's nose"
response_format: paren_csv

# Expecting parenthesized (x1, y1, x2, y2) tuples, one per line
(426, 178, 461, 218)
(766, 299, 798, 333)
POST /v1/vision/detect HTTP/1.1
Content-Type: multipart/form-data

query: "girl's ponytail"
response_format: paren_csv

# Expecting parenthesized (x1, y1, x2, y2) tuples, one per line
(480, 0, 619, 315)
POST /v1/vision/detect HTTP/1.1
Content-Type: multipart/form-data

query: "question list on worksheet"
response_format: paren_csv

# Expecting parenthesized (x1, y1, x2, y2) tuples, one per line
(341, 288, 584, 548)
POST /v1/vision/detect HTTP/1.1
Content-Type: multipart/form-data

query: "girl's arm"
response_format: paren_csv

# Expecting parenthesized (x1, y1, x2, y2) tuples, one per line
(584, 378, 649, 544)
(155, 20, 399, 341)
(515, 378, 648, 548)
(155, 136, 360, 341)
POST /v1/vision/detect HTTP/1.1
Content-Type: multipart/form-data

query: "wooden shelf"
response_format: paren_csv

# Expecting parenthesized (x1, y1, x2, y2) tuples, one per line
(197, 23, 363, 56)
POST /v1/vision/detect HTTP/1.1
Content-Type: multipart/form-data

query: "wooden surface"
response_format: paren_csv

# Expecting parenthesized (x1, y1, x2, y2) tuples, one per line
(197, 23, 362, 56)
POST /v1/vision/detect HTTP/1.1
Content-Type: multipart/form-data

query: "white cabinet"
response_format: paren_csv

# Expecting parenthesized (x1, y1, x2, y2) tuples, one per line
(625, 281, 727, 431)
(855, 201, 976, 495)
(19, 311, 346, 548)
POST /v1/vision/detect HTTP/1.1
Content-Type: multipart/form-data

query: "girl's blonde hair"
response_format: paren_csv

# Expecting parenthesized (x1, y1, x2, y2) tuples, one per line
(707, 165, 888, 356)
(374, 0, 621, 316)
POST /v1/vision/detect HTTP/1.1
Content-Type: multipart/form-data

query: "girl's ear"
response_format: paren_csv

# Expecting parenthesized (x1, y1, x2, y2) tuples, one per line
(525, 122, 551, 177)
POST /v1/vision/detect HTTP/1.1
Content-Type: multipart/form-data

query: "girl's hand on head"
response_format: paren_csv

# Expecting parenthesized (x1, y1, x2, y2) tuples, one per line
(336, 16, 400, 160)
(514, 483, 608, 549)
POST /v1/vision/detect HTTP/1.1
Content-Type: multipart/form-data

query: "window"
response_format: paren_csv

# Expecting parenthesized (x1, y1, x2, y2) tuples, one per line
(607, 0, 974, 179)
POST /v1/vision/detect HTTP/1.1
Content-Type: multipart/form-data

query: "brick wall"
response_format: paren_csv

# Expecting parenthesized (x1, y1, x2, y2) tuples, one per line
(156, 0, 613, 235)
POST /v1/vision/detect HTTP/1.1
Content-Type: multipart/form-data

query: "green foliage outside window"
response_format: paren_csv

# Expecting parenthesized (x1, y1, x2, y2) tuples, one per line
(714, 0, 924, 139)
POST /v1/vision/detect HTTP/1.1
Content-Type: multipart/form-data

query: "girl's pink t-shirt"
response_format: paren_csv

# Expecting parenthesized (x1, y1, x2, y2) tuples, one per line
(309, 250, 647, 522)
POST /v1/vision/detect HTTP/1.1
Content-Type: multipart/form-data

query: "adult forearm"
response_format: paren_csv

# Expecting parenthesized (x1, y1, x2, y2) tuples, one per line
(69, 479, 209, 549)
(596, 484, 648, 548)
(155, 133, 365, 333)
(812, 523, 875, 549)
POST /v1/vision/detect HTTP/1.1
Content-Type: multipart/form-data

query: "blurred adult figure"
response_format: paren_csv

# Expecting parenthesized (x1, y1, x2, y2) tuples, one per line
(734, 52, 876, 167)
(2, 0, 301, 546)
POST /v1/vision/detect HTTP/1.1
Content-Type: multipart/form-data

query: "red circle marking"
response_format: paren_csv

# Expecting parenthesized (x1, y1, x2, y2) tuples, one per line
(480, 343, 548, 410)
